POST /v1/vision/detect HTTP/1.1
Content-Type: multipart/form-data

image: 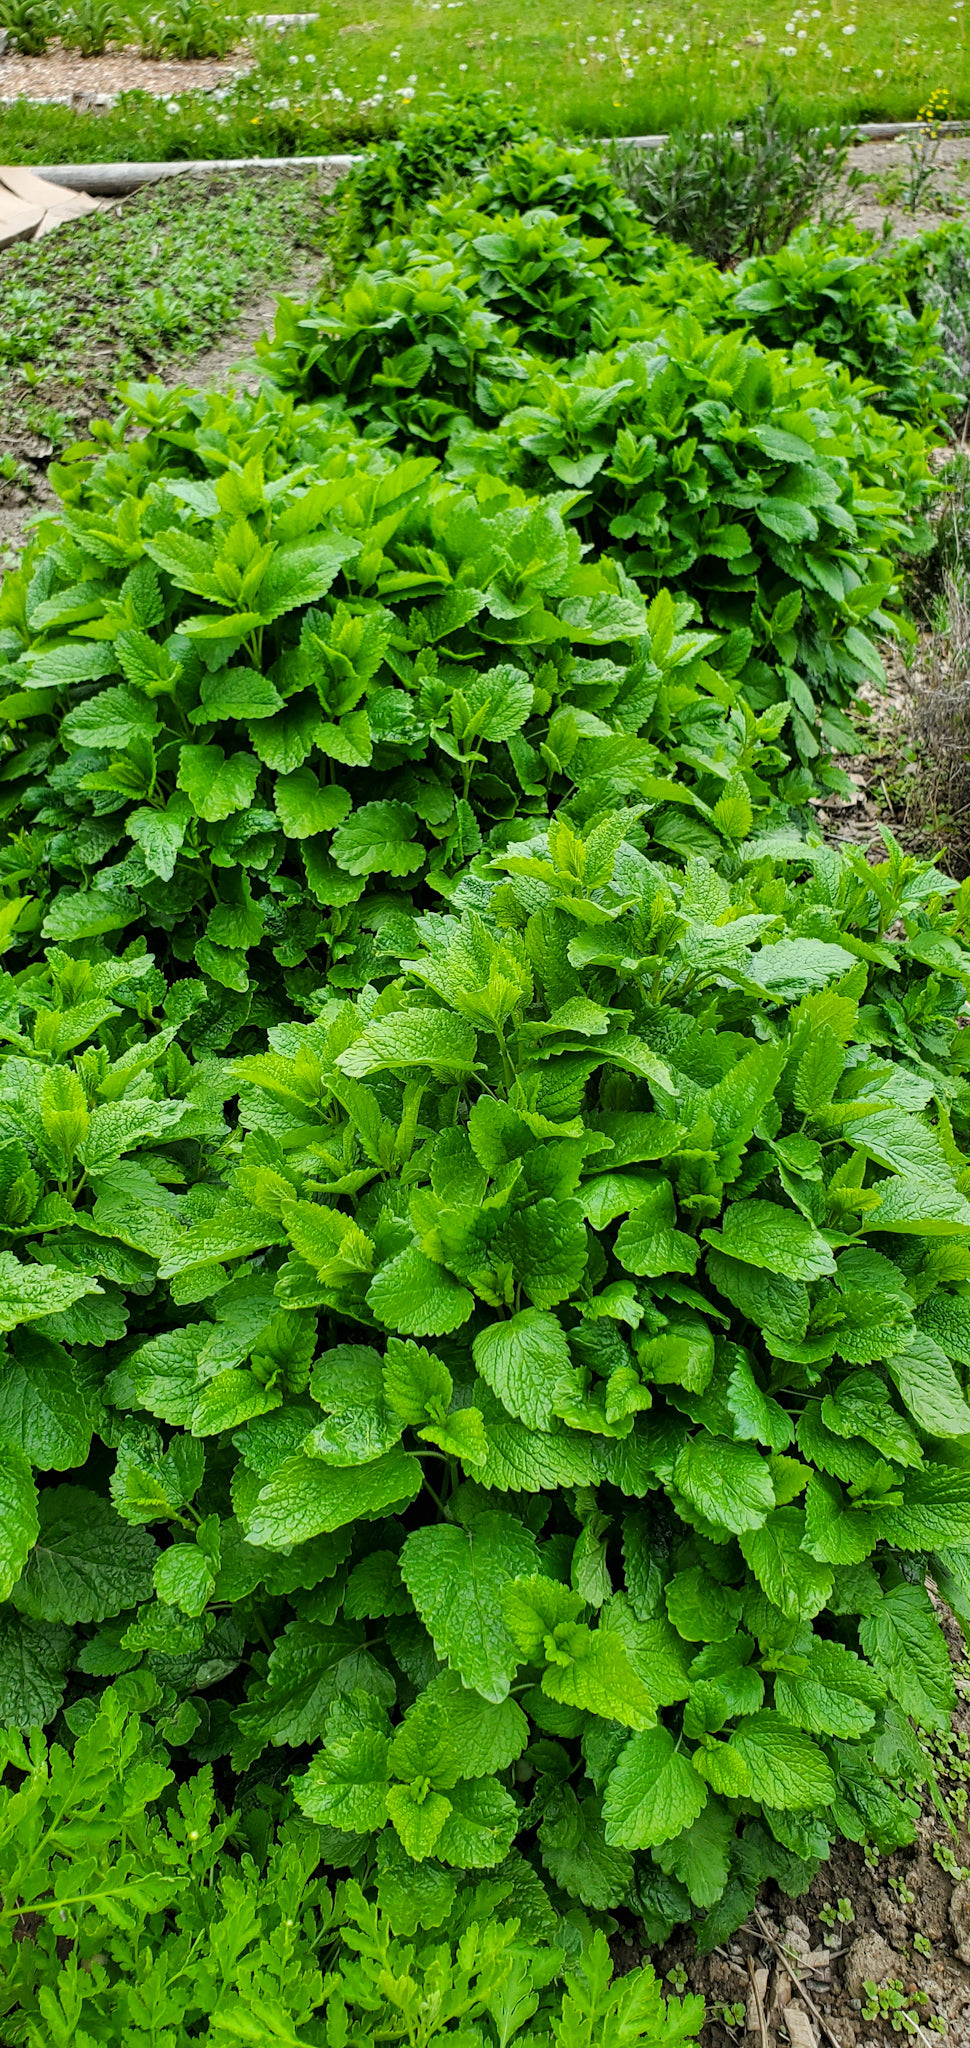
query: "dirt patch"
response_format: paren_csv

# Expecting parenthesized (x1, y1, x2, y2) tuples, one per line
(0, 42, 253, 106)
(840, 133, 970, 241)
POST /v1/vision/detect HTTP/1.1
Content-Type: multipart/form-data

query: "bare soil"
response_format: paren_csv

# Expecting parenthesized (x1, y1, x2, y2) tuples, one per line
(844, 133, 970, 240)
(0, 42, 253, 106)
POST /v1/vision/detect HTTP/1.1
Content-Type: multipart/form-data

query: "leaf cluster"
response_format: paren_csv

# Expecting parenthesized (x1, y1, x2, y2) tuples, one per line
(257, 139, 945, 759)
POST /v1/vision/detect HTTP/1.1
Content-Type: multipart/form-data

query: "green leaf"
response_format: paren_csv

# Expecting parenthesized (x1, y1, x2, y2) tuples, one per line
(821, 1371, 923, 1468)
(793, 1027, 845, 1115)
(177, 744, 259, 823)
(702, 1201, 835, 1281)
(154, 1542, 216, 1618)
(729, 1711, 836, 1808)
(400, 1511, 539, 1702)
(245, 1447, 421, 1547)
(382, 1338, 452, 1425)
(726, 1351, 793, 1451)
(367, 1246, 474, 1337)
(127, 794, 193, 882)
(275, 768, 351, 839)
(0, 1610, 73, 1730)
(603, 1725, 708, 1849)
(543, 1625, 656, 1731)
(884, 1332, 970, 1440)
(191, 1368, 282, 1437)
(615, 1181, 698, 1279)
(0, 1440, 38, 1601)
(0, 1331, 100, 1469)
(539, 1786, 635, 1909)
(666, 1566, 741, 1644)
(11, 1484, 155, 1623)
(473, 1310, 580, 1429)
(297, 1710, 391, 1832)
(197, 665, 282, 720)
(376, 1834, 458, 1935)
(758, 498, 818, 540)
(738, 1508, 833, 1621)
(386, 1780, 452, 1861)
(398, 1670, 530, 1778)
(880, 1464, 970, 1548)
(0, 1252, 101, 1332)
(774, 1639, 882, 1738)
(331, 800, 424, 878)
(433, 1775, 519, 1868)
(673, 1435, 775, 1535)
(338, 1010, 478, 1081)
(654, 1798, 735, 1910)
(860, 1584, 958, 1731)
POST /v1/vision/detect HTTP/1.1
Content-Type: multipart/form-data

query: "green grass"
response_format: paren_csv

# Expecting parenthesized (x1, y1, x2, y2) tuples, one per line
(0, 0, 967, 165)
(289, 0, 970, 131)
(0, 168, 326, 450)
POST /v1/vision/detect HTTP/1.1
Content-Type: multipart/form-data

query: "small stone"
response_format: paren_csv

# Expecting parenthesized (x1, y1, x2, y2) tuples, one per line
(769, 1965, 792, 2012)
(843, 1932, 902, 2001)
(783, 2006, 817, 2048)
(950, 1881, 970, 1965)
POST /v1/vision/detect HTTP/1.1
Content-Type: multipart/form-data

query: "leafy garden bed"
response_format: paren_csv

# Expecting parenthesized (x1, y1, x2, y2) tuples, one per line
(3, 101, 970, 2048)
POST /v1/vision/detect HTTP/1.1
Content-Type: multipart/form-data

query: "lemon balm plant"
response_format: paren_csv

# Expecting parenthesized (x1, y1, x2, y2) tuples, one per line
(1, 103, 970, 2045)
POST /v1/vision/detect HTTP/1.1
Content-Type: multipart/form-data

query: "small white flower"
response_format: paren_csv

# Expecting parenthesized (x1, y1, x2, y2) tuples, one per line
(647, 44, 657, 54)
(458, 61, 467, 70)
(842, 22, 856, 32)
(731, 56, 741, 66)
(874, 66, 884, 75)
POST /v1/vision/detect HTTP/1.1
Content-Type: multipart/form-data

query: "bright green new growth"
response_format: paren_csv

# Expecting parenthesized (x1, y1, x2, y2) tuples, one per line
(0, 103, 969, 2043)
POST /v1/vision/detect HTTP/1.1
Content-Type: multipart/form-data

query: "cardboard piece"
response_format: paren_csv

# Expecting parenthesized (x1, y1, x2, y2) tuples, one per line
(0, 164, 105, 245)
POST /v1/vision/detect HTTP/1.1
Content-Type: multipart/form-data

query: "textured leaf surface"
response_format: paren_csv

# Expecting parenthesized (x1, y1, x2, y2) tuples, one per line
(401, 1512, 539, 1701)
(603, 1725, 708, 1849)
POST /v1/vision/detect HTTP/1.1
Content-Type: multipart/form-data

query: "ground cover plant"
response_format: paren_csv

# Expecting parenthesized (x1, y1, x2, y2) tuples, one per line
(0, 166, 329, 478)
(4, 103, 970, 2046)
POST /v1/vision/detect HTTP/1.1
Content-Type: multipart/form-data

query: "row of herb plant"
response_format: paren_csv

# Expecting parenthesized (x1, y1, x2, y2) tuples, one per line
(0, 110, 968, 2047)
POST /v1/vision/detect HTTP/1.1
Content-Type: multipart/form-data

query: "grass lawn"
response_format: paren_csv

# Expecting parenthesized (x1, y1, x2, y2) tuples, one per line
(0, 0, 966, 163)
(289, 0, 970, 131)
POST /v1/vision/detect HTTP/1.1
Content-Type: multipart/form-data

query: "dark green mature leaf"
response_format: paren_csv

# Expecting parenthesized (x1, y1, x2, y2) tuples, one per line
(11, 1486, 156, 1623)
